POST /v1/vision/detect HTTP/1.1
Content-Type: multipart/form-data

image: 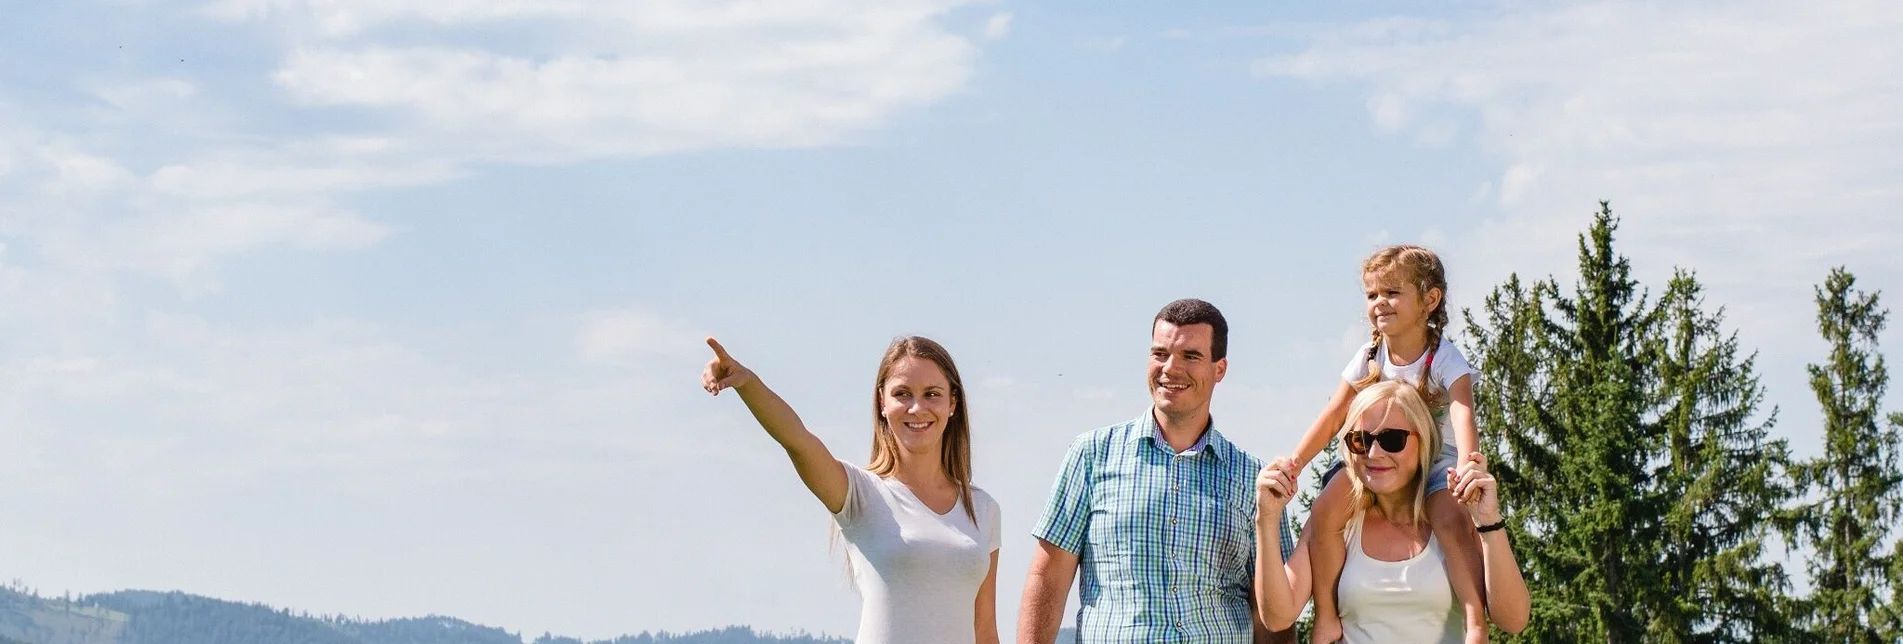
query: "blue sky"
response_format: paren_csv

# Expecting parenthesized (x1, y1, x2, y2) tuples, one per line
(2, 0, 1900, 639)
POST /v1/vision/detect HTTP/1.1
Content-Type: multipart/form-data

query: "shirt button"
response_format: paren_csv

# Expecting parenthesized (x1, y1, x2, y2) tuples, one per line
(1169, 518, 1178, 525)
(1172, 483, 1181, 491)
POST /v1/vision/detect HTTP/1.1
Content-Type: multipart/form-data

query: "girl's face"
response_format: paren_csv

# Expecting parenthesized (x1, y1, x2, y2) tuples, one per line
(879, 356, 956, 456)
(1363, 271, 1441, 340)
(1348, 400, 1423, 496)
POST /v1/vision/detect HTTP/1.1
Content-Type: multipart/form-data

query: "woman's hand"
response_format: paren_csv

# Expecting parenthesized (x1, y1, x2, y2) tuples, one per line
(701, 337, 755, 395)
(1448, 451, 1502, 525)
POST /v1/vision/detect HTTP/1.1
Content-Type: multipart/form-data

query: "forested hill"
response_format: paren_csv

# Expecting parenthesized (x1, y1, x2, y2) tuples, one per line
(0, 587, 848, 644)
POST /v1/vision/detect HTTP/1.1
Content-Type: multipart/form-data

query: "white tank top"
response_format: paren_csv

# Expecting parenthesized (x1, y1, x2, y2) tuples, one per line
(1339, 513, 1464, 644)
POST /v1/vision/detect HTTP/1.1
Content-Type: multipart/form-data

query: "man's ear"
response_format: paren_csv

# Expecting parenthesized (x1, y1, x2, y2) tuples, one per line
(1214, 357, 1228, 383)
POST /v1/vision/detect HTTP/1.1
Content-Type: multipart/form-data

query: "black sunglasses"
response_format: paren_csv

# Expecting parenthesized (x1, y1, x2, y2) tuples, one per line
(1344, 428, 1413, 455)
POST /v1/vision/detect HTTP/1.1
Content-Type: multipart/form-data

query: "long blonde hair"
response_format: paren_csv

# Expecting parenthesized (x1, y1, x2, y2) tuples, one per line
(1339, 380, 1443, 527)
(1353, 244, 1451, 411)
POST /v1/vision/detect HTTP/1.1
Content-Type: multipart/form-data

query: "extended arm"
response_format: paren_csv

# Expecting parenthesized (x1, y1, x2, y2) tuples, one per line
(702, 337, 850, 513)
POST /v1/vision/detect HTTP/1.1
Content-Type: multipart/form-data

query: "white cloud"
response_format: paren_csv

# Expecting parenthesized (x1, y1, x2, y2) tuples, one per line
(225, 0, 989, 163)
(115, 203, 393, 281)
(578, 309, 705, 364)
(984, 11, 1012, 39)
(2, 0, 992, 297)
(1254, 0, 1903, 344)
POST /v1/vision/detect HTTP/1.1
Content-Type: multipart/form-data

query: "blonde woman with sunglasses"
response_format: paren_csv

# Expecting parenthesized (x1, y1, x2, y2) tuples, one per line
(1251, 381, 1530, 642)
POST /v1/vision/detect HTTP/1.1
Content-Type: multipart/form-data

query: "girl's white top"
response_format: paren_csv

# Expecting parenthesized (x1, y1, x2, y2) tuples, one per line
(1339, 512, 1464, 644)
(832, 459, 1001, 644)
(1341, 337, 1477, 447)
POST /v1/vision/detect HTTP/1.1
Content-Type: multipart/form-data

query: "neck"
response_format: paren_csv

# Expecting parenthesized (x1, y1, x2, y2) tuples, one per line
(1384, 328, 1431, 363)
(1153, 407, 1211, 452)
(891, 446, 952, 489)
(1368, 486, 1419, 525)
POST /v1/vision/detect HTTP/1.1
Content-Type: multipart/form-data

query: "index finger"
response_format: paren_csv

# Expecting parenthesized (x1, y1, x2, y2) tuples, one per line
(706, 337, 734, 361)
(1466, 451, 1489, 472)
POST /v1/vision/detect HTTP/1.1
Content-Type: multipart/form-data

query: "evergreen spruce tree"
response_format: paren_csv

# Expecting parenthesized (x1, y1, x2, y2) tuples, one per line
(1465, 203, 1658, 642)
(1646, 271, 1799, 642)
(1464, 203, 1798, 642)
(1791, 268, 1903, 644)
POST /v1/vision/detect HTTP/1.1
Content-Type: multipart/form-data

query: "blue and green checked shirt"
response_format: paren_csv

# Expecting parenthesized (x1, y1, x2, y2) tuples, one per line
(1033, 411, 1296, 644)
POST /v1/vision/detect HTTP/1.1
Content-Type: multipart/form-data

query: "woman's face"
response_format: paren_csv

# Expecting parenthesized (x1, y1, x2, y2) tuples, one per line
(1348, 399, 1423, 496)
(879, 356, 956, 456)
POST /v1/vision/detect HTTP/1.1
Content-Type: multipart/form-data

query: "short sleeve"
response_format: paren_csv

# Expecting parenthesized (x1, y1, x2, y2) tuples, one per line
(1432, 340, 1478, 392)
(1341, 341, 1377, 383)
(831, 459, 880, 528)
(1031, 433, 1098, 554)
(980, 489, 1003, 553)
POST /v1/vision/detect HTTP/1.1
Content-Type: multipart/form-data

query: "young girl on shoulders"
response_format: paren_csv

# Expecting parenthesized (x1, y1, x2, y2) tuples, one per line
(1287, 245, 1489, 643)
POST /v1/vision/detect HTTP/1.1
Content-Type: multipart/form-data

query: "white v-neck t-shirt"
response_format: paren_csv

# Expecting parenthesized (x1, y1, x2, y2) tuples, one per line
(1339, 512, 1463, 644)
(832, 459, 1002, 644)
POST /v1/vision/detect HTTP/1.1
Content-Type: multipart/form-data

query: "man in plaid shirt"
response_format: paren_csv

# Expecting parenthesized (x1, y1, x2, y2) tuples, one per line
(1017, 299, 1297, 644)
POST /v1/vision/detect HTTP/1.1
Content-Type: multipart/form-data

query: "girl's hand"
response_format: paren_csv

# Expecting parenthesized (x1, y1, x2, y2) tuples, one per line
(1255, 457, 1299, 515)
(1449, 451, 1503, 525)
(701, 337, 755, 395)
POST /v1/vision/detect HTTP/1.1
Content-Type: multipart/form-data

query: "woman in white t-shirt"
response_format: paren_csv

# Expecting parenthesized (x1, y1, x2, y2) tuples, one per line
(1251, 381, 1530, 642)
(701, 335, 1002, 644)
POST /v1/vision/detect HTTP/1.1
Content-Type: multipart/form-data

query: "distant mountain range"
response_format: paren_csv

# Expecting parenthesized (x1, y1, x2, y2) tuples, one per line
(1, 586, 1078, 644)
(0, 586, 1088, 644)
(0, 587, 845, 644)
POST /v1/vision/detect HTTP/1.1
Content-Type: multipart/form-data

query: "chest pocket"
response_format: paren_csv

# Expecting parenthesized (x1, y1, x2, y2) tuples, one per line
(1190, 474, 1256, 584)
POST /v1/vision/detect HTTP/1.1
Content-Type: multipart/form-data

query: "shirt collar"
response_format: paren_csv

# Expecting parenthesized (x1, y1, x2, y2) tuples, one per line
(1135, 408, 1231, 461)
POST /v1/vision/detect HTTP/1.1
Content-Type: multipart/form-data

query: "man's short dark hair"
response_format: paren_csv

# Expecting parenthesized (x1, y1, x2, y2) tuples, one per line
(1153, 298, 1228, 360)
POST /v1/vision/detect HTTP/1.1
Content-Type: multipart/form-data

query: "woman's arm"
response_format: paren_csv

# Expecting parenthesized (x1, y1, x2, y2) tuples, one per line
(1450, 452, 1530, 634)
(976, 550, 1000, 644)
(1253, 458, 1311, 631)
(702, 337, 850, 513)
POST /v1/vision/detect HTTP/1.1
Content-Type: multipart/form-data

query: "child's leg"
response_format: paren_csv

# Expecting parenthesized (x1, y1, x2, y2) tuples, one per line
(1306, 468, 1355, 640)
(1428, 482, 1489, 641)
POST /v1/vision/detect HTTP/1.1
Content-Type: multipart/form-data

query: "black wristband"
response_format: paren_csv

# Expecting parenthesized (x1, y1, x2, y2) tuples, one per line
(1475, 518, 1507, 534)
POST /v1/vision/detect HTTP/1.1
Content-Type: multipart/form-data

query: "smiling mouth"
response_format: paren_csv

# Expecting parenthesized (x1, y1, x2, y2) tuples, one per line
(1156, 382, 1189, 394)
(901, 421, 933, 430)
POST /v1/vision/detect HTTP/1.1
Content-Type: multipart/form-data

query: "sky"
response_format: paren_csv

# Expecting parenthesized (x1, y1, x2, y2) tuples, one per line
(2, 0, 1901, 639)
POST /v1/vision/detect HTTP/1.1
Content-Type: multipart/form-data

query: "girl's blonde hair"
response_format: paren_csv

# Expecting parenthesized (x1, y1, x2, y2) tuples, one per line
(1353, 244, 1450, 411)
(1339, 380, 1443, 528)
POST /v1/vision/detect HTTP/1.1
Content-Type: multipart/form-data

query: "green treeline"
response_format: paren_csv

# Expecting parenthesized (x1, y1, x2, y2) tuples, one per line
(1458, 202, 1903, 642)
(0, 588, 849, 644)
